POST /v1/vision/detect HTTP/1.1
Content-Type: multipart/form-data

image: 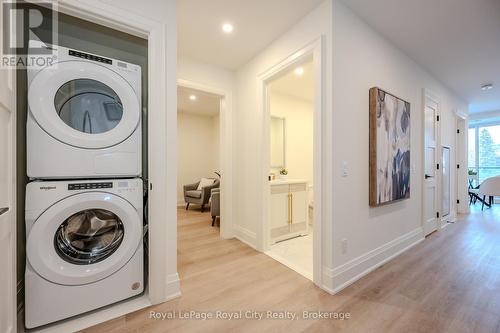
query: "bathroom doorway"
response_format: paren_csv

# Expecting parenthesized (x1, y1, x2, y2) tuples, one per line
(259, 40, 324, 284)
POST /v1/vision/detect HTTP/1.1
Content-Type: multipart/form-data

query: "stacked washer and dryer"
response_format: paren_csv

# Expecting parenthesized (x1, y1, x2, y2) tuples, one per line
(25, 41, 145, 329)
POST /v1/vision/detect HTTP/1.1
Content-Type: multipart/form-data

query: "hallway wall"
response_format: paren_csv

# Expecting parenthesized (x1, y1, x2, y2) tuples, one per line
(329, 0, 467, 292)
(176, 0, 468, 295)
(177, 113, 220, 204)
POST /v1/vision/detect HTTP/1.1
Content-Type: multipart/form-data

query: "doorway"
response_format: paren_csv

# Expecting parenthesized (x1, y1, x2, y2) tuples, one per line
(259, 40, 323, 284)
(177, 86, 222, 227)
(455, 114, 468, 214)
(176, 80, 233, 240)
(265, 57, 314, 280)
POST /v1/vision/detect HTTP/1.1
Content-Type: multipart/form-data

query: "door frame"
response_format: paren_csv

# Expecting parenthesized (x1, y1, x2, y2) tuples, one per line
(441, 144, 451, 220)
(258, 37, 324, 286)
(0, 11, 17, 330)
(19, 0, 177, 331)
(177, 79, 234, 239)
(455, 110, 469, 214)
(422, 88, 441, 235)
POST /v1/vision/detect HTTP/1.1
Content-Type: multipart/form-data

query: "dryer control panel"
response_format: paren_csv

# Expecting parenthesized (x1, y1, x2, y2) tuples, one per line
(68, 182, 113, 191)
(69, 49, 112, 64)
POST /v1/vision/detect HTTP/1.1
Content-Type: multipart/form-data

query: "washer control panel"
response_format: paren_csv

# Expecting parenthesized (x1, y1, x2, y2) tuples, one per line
(68, 182, 113, 191)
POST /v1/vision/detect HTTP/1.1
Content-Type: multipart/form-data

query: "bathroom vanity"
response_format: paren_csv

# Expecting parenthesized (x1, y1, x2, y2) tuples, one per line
(270, 179, 309, 243)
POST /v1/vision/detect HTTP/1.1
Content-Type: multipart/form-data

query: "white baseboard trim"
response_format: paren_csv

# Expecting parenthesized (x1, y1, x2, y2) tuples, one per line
(233, 225, 257, 249)
(165, 273, 181, 301)
(322, 227, 424, 294)
(441, 211, 457, 228)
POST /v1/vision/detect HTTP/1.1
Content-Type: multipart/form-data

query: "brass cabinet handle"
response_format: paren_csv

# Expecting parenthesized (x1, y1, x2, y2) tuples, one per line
(287, 193, 292, 224)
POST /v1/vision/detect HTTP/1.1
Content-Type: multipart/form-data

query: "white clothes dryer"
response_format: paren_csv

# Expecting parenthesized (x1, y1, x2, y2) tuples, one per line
(25, 178, 144, 328)
(27, 41, 142, 179)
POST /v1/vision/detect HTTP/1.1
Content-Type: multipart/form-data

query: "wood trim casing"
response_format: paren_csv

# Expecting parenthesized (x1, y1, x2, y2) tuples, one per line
(368, 87, 378, 206)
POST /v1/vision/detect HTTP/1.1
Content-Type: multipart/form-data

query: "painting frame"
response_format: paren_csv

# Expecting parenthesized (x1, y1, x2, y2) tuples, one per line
(369, 87, 411, 206)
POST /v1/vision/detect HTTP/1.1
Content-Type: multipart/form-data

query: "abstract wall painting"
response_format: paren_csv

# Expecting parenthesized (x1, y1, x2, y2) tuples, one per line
(369, 87, 411, 206)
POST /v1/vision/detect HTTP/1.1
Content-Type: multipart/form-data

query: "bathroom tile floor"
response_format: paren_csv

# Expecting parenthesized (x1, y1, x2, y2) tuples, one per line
(265, 226, 313, 280)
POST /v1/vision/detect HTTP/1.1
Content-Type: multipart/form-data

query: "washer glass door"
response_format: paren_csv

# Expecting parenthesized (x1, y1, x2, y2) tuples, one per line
(54, 208, 124, 265)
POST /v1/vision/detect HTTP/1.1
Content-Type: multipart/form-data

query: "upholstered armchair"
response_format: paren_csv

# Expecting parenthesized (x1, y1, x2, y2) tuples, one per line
(210, 188, 220, 226)
(183, 179, 220, 212)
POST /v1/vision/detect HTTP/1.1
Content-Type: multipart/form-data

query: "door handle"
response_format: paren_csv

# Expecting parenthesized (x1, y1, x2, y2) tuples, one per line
(425, 174, 433, 179)
(0, 207, 9, 216)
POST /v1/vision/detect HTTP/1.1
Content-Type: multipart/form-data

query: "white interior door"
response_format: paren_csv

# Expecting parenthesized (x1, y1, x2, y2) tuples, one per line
(0, 11, 17, 332)
(423, 94, 439, 236)
(442, 147, 451, 217)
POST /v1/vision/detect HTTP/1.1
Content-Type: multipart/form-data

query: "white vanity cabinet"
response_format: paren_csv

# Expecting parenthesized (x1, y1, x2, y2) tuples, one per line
(270, 180, 308, 244)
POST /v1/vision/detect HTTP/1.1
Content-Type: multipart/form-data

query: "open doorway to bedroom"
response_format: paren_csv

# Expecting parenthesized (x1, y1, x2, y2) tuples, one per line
(177, 86, 222, 228)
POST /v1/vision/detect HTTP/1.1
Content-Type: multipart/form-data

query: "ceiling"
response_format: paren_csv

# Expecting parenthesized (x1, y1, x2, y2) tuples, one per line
(341, 0, 500, 113)
(269, 58, 314, 102)
(177, 87, 220, 116)
(177, 0, 324, 70)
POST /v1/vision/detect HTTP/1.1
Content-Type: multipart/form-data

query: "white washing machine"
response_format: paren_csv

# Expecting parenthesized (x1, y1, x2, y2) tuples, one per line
(27, 41, 142, 179)
(25, 178, 144, 329)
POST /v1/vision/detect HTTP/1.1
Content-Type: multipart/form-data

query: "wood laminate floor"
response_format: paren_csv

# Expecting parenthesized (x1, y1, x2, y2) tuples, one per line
(82, 206, 500, 333)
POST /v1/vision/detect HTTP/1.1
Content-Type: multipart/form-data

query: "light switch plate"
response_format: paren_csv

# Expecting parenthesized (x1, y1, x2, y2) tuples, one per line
(342, 161, 348, 177)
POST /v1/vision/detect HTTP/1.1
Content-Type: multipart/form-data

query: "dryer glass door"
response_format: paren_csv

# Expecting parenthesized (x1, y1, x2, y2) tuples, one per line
(54, 208, 124, 265)
(28, 61, 140, 149)
(55, 79, 123, 135)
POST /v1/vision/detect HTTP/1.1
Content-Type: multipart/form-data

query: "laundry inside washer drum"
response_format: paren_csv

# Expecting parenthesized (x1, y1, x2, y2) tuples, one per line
(54, 209, 125, 265)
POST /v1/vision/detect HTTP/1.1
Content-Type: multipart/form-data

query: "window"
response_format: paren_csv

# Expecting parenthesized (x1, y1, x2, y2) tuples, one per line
(468, 124, 500, 183)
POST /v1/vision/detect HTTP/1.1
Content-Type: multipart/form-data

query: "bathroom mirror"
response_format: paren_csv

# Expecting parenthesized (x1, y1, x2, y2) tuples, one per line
(270, 116, 286, 168)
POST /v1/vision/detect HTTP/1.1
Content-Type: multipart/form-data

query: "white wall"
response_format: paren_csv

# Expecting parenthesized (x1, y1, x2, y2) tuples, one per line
(177, 113, 220, 204)
(329, 0, 468, 292)
(270, 93, 313, 184)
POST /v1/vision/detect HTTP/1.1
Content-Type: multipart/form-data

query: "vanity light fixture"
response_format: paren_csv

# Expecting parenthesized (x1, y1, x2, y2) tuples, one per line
(189, 95, 197, 101)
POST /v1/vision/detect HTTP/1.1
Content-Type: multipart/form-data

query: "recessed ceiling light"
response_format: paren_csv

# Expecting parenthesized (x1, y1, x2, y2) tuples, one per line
(189, 95, 197, 101)
(481, 83, 494, 91)
(222, 23, 234, 34)
(294, 67, 304, 76)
